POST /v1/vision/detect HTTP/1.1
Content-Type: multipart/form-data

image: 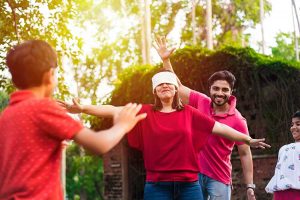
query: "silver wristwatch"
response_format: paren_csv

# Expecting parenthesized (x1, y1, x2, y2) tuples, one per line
(246, 183, 256, 190)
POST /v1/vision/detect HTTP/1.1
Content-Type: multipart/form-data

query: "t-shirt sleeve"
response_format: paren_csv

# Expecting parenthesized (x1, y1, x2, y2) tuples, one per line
(127, 105, 147, 151)
(191, 107, 215, 150)
(33, 99, 83, 140)
(189, 90, 210, 108)
(234, 117, 249, 146)
(127, 122, 143, 151)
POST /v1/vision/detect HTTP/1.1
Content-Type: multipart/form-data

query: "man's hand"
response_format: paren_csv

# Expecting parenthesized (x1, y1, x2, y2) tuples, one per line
(153, 36, 176, 61)
(247, 188, 256, 200)
(113, 103, 147, 133)
(56, 98, 83, 114)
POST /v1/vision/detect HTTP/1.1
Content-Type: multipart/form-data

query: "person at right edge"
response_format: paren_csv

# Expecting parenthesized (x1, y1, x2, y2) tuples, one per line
(153, 36, 263, 200)
(265, 111, 300, 200)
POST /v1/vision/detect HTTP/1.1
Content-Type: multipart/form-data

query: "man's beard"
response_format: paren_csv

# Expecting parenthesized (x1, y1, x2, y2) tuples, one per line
(211, 94, 229, 106)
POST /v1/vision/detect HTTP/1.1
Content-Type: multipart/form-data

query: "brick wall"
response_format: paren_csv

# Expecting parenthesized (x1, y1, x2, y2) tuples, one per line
(231, 154, 277, 200)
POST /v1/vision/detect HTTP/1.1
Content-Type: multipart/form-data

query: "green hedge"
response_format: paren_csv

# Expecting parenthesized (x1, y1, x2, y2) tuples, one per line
(66, 144, 104, 200)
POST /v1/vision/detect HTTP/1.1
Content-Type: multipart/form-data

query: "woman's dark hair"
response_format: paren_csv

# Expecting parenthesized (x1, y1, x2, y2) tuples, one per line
(6, 40, 57, 89)
(152, 87, 184, 111)
(292, 111, 300, 119)
(208, 70, 236, 90)
(152, 69, 184, 111)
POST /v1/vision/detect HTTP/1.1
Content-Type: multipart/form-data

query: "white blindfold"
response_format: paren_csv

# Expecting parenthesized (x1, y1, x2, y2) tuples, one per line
(152, 71, 178, 92)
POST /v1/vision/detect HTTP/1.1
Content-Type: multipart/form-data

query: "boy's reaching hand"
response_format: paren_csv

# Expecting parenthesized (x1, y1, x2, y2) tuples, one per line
(113, 103, 147, 133)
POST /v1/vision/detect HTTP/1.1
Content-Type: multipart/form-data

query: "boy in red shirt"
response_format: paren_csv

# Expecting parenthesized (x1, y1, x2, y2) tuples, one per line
(0, 40, 146, 200)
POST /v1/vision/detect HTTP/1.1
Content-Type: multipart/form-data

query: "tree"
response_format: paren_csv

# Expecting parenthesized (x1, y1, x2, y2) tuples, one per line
(271, 32, 299, 62)
(0, 0, 83, 96)
(181, 0, 272, 47)
(0, 90, 9, 112)
(66, 143, 104, 200)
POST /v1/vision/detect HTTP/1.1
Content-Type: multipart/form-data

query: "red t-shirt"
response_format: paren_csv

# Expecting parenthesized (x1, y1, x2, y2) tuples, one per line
(0, 91, 83, 200)
(127, 104, 215, 182)
(189, 91, 249, 185)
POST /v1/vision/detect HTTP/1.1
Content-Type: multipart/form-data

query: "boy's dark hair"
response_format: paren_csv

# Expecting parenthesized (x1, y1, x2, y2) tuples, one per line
(292, 111, 300, 119)
(6, 40, 57, 89)
(208, 70, 236, 90)
(152, 69, 184, 111)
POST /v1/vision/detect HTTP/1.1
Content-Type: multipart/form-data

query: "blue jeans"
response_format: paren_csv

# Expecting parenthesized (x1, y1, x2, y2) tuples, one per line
(198, 173, 231, 200)
(144, 181, 204, 200)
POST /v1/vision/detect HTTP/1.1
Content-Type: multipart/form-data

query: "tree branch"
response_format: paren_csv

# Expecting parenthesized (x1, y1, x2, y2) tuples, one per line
(6, 0, 20, 44)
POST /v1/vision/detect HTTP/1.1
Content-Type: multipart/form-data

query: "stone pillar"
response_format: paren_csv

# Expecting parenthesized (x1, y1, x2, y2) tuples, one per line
(103, 139, 128, 200)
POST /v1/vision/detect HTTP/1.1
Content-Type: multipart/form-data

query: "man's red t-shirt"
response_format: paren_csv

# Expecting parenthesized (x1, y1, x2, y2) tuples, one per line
(0, 91, 83, 200)
(189, 91, 249, 185)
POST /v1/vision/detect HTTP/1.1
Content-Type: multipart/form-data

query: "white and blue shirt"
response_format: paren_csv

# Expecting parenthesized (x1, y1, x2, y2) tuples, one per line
(266, 142, 300, 193)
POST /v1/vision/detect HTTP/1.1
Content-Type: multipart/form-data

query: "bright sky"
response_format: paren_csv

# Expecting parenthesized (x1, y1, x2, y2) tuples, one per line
(247, 0, 296, 54)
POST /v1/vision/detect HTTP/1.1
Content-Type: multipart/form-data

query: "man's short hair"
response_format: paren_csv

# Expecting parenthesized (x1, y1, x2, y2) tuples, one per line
(6, 40, 57, 89)
(208, 70, 236, 90)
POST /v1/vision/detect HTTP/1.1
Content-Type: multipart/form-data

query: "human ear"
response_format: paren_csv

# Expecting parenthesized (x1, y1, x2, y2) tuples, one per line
(42, 68, 55, 85)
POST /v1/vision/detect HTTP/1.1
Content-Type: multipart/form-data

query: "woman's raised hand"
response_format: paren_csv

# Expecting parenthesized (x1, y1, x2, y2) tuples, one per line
(56, 98, 83, 114)
(153, 36, 176, 61)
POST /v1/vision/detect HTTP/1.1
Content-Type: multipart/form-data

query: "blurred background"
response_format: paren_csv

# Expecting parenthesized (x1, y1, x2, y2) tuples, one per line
(1, 0, 300, 199)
